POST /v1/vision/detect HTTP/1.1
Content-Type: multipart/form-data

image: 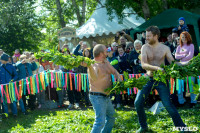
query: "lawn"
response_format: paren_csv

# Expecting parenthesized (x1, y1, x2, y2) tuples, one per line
(0, 106, 199, 133)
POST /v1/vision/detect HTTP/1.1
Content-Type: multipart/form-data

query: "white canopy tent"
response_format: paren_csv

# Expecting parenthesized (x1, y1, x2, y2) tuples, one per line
(59, 1, 145, 50)
(76, 5, 145, 40)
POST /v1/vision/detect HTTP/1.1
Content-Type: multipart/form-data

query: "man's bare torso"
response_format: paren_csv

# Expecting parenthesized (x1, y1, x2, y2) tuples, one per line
(88, 61, 113, 95)
(144, 43, 168, 76)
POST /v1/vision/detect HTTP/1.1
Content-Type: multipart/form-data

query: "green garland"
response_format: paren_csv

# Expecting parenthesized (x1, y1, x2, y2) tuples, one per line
(35, 50, 95, 70)
(105, 74, 150, 94)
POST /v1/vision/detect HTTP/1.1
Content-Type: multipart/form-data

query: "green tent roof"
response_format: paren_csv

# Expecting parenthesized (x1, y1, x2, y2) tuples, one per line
(130, 8, 200, 35)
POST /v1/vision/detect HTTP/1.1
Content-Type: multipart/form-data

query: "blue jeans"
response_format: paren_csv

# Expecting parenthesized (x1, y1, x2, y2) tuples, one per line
(89, 94, 115, 133)
(134, 78, 186, 129)
(3, 102, 18, 115)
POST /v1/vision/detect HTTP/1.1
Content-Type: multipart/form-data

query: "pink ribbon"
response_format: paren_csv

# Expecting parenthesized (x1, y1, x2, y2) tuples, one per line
(51, 72, 54, 88)
(36, 74, 40, 93)
(1, 85, 4, 103)
(65, 73, 67, 90)
(14, 82, 19, 100)
(132, 74, 137, 94)
(77, 74, 79, 91)
(129, 75, 132, 94)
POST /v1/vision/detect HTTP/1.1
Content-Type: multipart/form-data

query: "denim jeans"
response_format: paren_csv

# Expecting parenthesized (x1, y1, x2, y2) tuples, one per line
(134, 78, 186, 129)
(3, 101, 17, 115)
(89, 94, 115, 133)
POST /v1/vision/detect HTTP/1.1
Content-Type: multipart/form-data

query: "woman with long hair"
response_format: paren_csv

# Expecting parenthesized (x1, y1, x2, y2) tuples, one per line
(175, 31, 197, 108)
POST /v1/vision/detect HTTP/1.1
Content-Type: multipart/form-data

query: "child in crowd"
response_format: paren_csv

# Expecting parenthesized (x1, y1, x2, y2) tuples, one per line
(173, 17, 189, 35)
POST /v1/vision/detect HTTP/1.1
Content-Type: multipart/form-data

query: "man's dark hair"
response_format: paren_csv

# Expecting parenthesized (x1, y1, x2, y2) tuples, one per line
(117, 45, 125, 51)
(146, 26, 160, 38)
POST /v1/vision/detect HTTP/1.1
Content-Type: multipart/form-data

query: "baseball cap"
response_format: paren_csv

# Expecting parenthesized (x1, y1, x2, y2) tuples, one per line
(107, 47, 113, 52)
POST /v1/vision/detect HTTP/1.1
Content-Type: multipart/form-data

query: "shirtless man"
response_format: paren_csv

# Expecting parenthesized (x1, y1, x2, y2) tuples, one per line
(134, 26, 186, 133)
(82, 44, 122, 133)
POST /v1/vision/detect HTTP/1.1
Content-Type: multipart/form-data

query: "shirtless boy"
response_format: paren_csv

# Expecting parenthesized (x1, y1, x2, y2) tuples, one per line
(81, 44, 122, 133)
(134, 26, 186, 133)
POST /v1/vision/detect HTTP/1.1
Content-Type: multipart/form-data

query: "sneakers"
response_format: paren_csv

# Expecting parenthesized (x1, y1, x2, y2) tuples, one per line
(136, 127, 148, 133)
(116, 104, 121, 109)
(75, 103, 80, 109)
(67, 104, 74, 109)
(38, 104, 42, 109)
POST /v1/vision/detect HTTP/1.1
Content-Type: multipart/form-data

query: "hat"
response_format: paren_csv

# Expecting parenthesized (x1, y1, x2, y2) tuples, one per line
(1, 53, 9, 61)
(178, 17, 185, 22)
(107, 47, 113, 52)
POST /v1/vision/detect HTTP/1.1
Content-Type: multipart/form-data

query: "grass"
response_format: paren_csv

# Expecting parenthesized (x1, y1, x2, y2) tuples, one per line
(0, 106, 199, 133)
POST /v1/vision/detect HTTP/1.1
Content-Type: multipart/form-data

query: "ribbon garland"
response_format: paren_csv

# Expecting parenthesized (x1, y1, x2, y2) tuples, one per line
(0, 70, 199, 104)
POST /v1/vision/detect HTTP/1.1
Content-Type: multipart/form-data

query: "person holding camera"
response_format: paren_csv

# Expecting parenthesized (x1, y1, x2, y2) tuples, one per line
(16, 54, 38, 110)
(115, 30, 134, 50)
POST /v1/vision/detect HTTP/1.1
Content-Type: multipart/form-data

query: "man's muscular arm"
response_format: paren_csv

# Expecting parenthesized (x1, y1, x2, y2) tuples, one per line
(141, 45, 162, 71)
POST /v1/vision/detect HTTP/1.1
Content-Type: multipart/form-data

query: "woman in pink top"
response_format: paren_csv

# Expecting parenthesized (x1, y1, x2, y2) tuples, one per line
(175, 31, 197, 108)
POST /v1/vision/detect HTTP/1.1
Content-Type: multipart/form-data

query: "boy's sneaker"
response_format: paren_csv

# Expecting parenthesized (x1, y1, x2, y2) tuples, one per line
(67, 104, 74, 109)
(136, 127, 148, 133)
(75, 103, 80, 109)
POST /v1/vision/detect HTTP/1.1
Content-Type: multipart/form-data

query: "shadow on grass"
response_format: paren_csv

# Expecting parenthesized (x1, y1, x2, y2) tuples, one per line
(0, 109, 57, 133)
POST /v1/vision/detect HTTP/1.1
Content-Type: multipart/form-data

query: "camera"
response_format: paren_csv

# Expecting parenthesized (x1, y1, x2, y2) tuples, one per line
(119, 31, 124, 36)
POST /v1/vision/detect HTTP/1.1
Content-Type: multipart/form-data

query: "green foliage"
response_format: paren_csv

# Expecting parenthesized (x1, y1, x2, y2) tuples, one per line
(35, 49, 95, 70)
(0, 0, 44, 55)
(107, 54, 200, 95)
(153, 53, 200, 84)
(38, 0, 97, 50)
(105, 0, 200, 21)
(106, 74, 150, 94)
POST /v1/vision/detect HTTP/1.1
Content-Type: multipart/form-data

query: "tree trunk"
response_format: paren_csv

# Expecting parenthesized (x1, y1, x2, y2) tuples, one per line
(71, 0, 82, 27)
(81, 0, 86, 26)
(162, 0, 168, 10)
(142, 0, 150, 20)
(55, 0, 66, 28)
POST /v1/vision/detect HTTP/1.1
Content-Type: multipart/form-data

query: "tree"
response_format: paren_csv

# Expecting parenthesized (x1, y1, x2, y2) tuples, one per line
(38, 0, 97, 49)
(0, 0, 43, 55)
(104, 0, 200, 21)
